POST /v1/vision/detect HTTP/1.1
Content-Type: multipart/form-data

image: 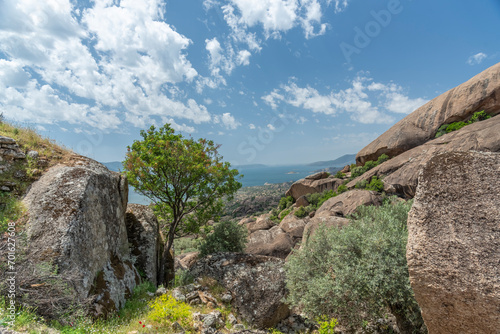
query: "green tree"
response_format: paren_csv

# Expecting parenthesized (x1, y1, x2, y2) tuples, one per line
(123, 124, 242, 285)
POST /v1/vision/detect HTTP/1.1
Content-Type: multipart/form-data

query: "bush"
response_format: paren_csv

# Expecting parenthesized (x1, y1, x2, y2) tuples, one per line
(198, 220, 247, 257)
(336, 184, 348, 194)
(366, 176, 384, 192)
(435, 110, 492, 138)
(285, 200, 425, 333)
(334, 171, 345, 179)
(294, 207, 308, 218)
(469, 110, 490, 123)
(306, 190, 336, 210)
(148, 294, 192, 326)
(279, 196, 294, 211)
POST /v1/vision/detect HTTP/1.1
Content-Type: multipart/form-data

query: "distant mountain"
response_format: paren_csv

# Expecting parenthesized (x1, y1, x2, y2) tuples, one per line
(308, 154, 356, 167)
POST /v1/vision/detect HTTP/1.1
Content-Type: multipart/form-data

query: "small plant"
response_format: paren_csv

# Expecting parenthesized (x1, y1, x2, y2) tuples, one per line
(174, 269, 195, 287)
(294, 206, 308, 218)
(278, 196, 294, 211)
(336, 184, 348, 194)
(366, 176, 384, 192)
(147, 294, 192, 327)
(334, 171, 345, 179)
(318, 317, 338, 334)
(435, 110, 492, 138)
(198, 220, 247, 257)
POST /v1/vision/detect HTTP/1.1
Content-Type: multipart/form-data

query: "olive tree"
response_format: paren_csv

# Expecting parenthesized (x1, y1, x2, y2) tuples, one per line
(123, 124, 241, 285)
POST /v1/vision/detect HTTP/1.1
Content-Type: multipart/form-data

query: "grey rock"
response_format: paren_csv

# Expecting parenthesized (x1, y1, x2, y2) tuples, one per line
(27, 150, 39, 159)
(0, 135, 16, 145)
(172, 288, 186, 302)
(186, 291, 199, 301)
(221, 293, 233, 303)
(155, 286, 167, 296)
(228, 313, 238, 325)
(21, 156, 138, 318)
(125, 204, 162, 286)
(190, 253, 290, 329)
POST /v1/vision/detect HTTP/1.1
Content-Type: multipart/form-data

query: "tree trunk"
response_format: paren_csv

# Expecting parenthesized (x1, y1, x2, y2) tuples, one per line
(159, 223, 177, 287)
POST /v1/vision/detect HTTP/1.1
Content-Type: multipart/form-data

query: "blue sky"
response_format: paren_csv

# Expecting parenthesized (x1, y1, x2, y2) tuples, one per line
(1, 0, 499, 165)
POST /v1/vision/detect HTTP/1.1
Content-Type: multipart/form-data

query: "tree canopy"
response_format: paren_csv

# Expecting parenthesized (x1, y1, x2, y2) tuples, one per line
(123, 124, 241, 284)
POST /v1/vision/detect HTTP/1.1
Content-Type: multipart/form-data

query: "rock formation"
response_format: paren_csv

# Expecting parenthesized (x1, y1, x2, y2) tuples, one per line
(22, 155, 140, 317)
(356, 62, 500, 165)
(406, 151, 500, 333)
(189, 253, 290, 329)
(348, 115, 500, 197)
(315, 189, 383, 217)
(285, 173, 343, 200)
(125, 203, 163, 286)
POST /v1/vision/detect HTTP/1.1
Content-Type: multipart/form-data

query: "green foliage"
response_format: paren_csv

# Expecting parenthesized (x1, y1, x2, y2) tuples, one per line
(123, 124, 242, 283)
(174, 269, 195, 287)
(318, 317, 338, 334)
(285, 199, 425, 333)
(294, 206, 308, 218)
(278, 196, 294, 211)
(306, 190, 337, 210)
(148, 294, 192, 326)
(0, 193, 24, 233)
(469, 110, 491, 123)
(279, 208, 292, 221)
(334, 171, 345, 179)
(366, 176, 384, 192)
(174, 237, 200, 254)
(198, 220, 247, 257)
(355, 176, 384, 192)
(435, 110, 492, 138)
(350, 154, 389, 180)
(336, 184, 348, 194)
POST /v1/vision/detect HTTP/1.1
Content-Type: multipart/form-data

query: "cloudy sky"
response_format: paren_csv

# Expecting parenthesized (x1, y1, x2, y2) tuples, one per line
(1, 0, 499, 165)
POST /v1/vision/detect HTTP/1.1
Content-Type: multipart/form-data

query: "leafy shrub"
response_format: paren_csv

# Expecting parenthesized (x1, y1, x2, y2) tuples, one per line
(334, 171, 345, 179)
(198, 220, 247, 257)
(376, 153, 389, 165)
(174, 237, 200, 254)
(350, 154, 389, 180)
(174, 269, 195, 287)
(350, 166, 366, 178)
(294, 207, 308, 218)
(355, 179, 368, 189)
(285, 200, 425, 333)
(366, 176, 384, 192)
(318, 318, 338, 334)
(435, 110, 492, 138)
(306, 190, 336, 209)
(0, 194, 24, 233)
(469, 110, 491, 123)
(279, 208, 292, 221)
(278, 196, 294, 211)
(336, 184, 348, 194)
(148, 294, 192, 326)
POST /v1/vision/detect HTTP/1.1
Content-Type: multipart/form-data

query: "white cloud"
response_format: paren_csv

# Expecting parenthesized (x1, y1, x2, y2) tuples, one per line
(267, 123, 276, 131)
(467, 52, 487, 65)
(262, 76, 428, 124)
(249, 123, 256, 129)
(0, 0, 212, 132)
(221, 112, 241, 129)
(237, 50, 251, 66)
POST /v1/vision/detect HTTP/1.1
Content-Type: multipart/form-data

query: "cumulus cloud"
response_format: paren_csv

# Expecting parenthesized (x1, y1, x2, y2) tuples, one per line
(467, 52, 487, 65)
(262, 76, 428, 124)
(221, 112, 241, 129)
(0, 0, 213, 132)
(200, 0, 348, 89)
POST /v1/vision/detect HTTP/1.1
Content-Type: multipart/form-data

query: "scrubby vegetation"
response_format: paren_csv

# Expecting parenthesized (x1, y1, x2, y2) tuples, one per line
(355, 175, 385, 192)
(435, 110, 492, 138)
(350, 154, 389, 180)
(285, 199, 426, 333)
(199, 220, 247, 257)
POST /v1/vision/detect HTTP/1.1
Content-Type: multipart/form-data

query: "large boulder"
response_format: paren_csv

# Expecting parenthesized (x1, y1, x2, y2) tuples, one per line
(347, 115, 500, 197)
(246, 226, 294, 259)
(125, 204, 162, 286)
(279, 214, 307, 239)
(189, 253, 290, 329)
(285, 175, 343, 200)
(22, 156, 140, 317)
(246, 214, 274, 233)
(315, 189, 383, 217)
(406, 151, 500, 333)
(302, 216, 350, 245)
(356, 62, 500, 165)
